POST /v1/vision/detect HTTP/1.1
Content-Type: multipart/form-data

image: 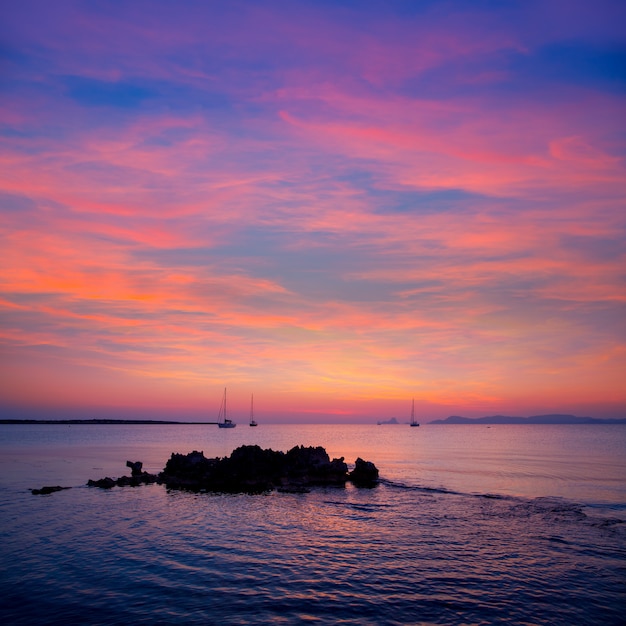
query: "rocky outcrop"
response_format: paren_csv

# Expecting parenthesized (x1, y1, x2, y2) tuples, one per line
(87, 461, 158, 489)
(348, 457, 379, 486)
(86, 446, 379, 494)
(159, 445, 353, 493)
(126, 460, 144, 476)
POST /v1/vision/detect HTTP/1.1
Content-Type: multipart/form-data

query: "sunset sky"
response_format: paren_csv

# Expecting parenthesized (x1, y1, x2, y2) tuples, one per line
(1, 0, 625, 423)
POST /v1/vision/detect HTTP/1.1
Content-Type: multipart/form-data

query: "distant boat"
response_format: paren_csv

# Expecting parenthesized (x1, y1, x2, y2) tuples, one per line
(410, 398, 419, 427)
(217, 387, 236, 428)
(249, 394, 258, 427)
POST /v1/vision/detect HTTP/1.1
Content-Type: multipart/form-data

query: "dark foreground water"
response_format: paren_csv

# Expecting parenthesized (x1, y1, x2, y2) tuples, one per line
(1, 424, 625, 625)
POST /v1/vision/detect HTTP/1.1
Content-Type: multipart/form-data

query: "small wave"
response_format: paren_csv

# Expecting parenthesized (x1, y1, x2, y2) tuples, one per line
(477, 493, 508, 500)
(378, 477, 626, 531)
(592, 517, 625, 528)
(322, 500, 393, 512)
(379, 477, 514, 502)
(545, 535, 571, 545)
(378, 477, 458, 495)
(530, 496, 587, 519)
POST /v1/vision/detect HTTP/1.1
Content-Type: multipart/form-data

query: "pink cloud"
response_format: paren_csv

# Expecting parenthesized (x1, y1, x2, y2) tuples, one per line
(1, 1, 625, 419)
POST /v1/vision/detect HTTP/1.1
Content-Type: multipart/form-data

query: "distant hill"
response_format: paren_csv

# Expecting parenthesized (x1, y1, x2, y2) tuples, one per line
(377, 417, 400, 425)
(429, 414, 626, 425)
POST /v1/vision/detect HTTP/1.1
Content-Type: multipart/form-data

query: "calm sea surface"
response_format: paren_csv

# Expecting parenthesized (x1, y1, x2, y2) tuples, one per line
(1, 423, 624, 625)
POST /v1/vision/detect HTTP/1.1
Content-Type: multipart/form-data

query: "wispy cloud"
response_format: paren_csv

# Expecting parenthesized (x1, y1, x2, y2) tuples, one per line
(1, 0, 624, 420)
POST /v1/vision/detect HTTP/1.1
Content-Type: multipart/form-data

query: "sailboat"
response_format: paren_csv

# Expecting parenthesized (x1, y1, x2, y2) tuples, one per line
(410, 398, 419, 427)
(217, 387, 236, 428)
(249, 394, 258, 427)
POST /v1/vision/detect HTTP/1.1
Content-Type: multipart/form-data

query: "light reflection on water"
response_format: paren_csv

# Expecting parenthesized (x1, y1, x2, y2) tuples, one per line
(4, 423, 624, 505)
(2, 478, 624, 625)
(1, 423, 625, 624)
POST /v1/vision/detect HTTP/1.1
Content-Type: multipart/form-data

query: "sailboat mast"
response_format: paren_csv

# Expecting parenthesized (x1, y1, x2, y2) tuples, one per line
(409, 397, 419, 426)
(217, 386, 236, 428)
(249, 392, 258, 426)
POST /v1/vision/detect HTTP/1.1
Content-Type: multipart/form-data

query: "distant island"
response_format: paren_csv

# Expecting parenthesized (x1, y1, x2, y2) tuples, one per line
(429, 414, 626, 425)
(377, 417, 399, 425)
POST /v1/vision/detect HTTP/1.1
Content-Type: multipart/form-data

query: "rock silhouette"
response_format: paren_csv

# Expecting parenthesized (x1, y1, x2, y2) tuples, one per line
(31, 485, 71, 495)
(87, 460, 158, 489)
(160, 445, 351, 493)
(126, 460, 144, 475)
(348, 457, 380, 486)
(86, 445, 379, 494)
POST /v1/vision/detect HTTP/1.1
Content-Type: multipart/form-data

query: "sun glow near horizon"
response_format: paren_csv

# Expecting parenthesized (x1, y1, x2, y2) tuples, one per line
(1, 1, 625, 422)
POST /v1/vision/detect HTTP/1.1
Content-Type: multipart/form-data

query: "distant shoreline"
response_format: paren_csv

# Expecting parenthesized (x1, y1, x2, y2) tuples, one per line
(2, 417, 625, 425)
(429, 414, 626, 425)
(0, 419, 219, 425)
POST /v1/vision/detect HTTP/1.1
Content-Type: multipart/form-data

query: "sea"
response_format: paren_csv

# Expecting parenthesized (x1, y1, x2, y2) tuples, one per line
(0, 423, 624, 625)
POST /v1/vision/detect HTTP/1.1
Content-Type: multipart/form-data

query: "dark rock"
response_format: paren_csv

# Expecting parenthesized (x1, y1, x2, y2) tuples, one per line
(86, 446, 379, 494)
(126, 460, 143, 476)
(31, 485, 71, 495)
(277, 485, 311, 493)
(159, 446, 280, 493)
(349, 457, 379, 486)
(116, 472, 158, 487)
(87, 471, 158, 489)
(283, 445, 348, 486)
(87, 476, 117, 489)
(160, 445, 365, 493)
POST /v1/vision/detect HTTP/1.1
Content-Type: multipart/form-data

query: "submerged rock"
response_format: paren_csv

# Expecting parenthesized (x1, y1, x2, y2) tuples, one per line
(86, 445, 378, 494)
(31, 485, 71, 495)
(87, 477, 117, 489)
